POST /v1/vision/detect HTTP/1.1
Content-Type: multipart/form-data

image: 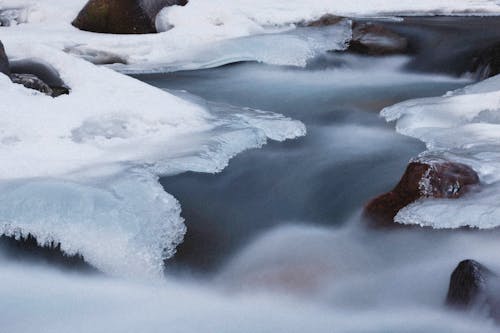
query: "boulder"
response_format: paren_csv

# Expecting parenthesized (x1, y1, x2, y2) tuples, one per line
(446, 260, 500, 322)
(364, 161, 479, 227)
(72, 0, 188, 34)
(0, 40, 10, 76)
(470, 42, 500, 80)
(446, 260, 491, 308)
(349, 22, 408, 56)
(10, 58, 70, 97)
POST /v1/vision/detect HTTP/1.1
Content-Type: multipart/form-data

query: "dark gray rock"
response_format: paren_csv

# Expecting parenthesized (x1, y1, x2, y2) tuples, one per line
(0, 40, 10, 76)
(470, 42, 500, 80)
(10, 58, 69, 97)
(446, 260, 500, 323)
(11, 73, 54, 96)
(446, 260, 490, 308)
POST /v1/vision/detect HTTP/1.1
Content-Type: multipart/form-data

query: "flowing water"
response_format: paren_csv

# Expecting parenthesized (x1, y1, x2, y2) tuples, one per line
(139, 55, 469, 272)
(4, 17, 500, 333)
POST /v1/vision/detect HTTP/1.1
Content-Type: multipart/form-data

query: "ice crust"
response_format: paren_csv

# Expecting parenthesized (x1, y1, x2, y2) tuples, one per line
(381, 74, 500, 229)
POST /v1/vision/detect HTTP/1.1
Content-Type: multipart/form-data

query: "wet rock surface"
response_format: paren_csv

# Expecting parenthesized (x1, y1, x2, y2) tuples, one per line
(470, 42, 500, 80)
(364, 161, 479, 227)
(377, 16, 500, 77)
(446, 260, 500, 323)
(349, 22, 409, 56)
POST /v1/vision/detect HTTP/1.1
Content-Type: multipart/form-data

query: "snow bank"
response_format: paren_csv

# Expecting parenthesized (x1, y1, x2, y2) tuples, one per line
(381, 74, 500, 229)
(2, 0, 500, 71)
(0, 45, 305, 277)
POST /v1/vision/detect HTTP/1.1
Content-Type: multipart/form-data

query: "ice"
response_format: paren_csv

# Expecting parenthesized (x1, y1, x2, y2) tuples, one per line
(109, 22, 352, 74)
(0, 44, 305, 277)
(381, 74, 500, 229)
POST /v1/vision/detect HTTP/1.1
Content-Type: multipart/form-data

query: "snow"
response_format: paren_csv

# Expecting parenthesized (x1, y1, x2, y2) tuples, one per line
(381, 74, 500, 229)
(2, 0, 500, 71)
(0, 44, 305, 278)
(0, 0, 499, 275)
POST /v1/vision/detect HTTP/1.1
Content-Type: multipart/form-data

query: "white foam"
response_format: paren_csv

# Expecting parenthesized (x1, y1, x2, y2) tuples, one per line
(1, 231, 499, 333)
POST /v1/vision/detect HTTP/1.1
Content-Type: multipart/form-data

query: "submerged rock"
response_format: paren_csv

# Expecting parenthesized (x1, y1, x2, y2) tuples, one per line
(0, 40, 10, 76)
(10, 58, 70, 97)
(364, 161, 479, 227)
(72, 0, 188, 34)
(11, 73, 53, 96)
(446, 260, 500, 322)
(470, 42, 500, 80)
(349, 22, 408, 56)
(446, 260, 490, 308)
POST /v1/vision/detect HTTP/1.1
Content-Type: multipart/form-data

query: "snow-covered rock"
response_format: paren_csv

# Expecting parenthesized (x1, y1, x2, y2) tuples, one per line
(382, 74, 500, 229)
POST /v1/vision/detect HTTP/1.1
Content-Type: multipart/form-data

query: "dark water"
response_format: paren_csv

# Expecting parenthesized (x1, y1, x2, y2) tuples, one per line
(137, 48, 470, 272)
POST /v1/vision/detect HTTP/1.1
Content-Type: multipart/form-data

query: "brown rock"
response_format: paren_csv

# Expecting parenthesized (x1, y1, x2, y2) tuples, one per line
(470, 42, 500, 80)
(72, 0, 188, 34)
(349, 22, 408, 56)
(364, 161, 479, 227)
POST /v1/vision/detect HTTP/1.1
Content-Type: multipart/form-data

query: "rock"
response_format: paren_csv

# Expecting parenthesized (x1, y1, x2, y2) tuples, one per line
(307, 14, 345, 27)
(364, 161, 479, 227)
(470, 42, 500, 80)
(349, 22, 408, 56)
(0, 40, 10, 76)
(11, 73, 54, 96)
(10, 58, 70, 97)
(446, 260, 490, 308)
(72, 0, 188, 34)
(446, 260, 500, 322)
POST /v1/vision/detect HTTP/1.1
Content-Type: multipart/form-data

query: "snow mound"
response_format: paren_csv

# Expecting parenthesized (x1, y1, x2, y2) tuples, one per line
(0, 45, 305, 278)
(381, 74, 500, 229)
